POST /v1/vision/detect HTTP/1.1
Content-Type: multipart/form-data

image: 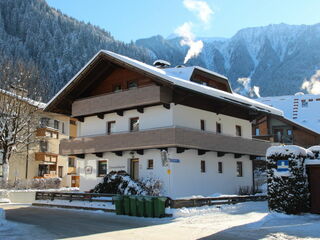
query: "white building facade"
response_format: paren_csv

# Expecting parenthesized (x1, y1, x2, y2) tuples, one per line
(45, 50, 282, 198)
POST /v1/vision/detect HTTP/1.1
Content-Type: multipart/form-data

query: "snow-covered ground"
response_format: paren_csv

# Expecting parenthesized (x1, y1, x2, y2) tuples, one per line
(0, 187, 79, 193)
(165, 201, 320, 239)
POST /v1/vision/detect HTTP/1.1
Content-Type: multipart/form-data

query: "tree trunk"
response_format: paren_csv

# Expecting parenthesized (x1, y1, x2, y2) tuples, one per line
(2, 163, 9, 183)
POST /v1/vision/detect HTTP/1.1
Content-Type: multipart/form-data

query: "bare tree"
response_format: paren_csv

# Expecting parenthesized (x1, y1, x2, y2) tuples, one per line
(0, 60, 43, 182)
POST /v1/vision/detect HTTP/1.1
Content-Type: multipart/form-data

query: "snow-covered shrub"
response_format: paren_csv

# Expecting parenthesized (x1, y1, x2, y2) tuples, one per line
(308, 146, 320, 159)
(266, 145, 311, 214)
(92, 171, 163, 196)
(140, 177, 162, 196)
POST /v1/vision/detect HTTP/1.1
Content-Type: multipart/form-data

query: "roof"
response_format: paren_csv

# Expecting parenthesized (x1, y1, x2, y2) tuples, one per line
(257, 94, 320, 133)
(0, 88, 46, 109)
(45, 50, 283, 117)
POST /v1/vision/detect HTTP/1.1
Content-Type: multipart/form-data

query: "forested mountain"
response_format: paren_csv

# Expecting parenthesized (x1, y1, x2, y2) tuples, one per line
(0, 0, 153, 101)
(1, 0, 320, 99)
(137, 24, 320, 96)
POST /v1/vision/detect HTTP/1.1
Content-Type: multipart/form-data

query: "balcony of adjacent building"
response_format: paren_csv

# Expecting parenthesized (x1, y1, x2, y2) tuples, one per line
(60, 126, 272, 158)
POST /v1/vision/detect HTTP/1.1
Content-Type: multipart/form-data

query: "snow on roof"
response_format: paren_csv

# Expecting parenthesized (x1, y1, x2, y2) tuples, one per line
(266, 145, 313, 158)
(257, 94, 320, 133)
(46, 50, 283, 116)
(0, 88, 46, 109)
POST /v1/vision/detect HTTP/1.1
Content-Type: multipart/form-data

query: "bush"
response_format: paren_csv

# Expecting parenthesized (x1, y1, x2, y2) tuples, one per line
(92, 171, 162, 196)
(0, 178, 61, 190)
(266, 145, 310, 214)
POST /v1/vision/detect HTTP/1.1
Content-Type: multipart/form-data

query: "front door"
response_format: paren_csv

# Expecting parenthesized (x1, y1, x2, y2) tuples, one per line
(130, 159, 139, 180)
(308, 166, 320, 213)
(273, 128, 283, 143)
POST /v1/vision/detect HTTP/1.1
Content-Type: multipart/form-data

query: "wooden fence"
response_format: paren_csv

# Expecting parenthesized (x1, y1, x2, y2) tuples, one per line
(169, 195, 267, 208)
(35, 191, 115, 203)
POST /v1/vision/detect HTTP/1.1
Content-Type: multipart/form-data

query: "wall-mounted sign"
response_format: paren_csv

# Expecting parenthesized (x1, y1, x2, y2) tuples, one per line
(277, 160, 289, 172)
(169, 158, 180, 163)
(85, 166, 93, 175)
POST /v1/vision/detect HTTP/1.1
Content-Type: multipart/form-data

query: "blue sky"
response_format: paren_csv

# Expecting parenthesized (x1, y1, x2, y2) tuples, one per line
(46, 0, 320, 43)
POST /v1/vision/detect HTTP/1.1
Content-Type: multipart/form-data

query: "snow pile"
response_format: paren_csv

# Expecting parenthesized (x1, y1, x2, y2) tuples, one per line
(308, 145, 320, 158)
(266, 145, 310, 214)
(35, 199, 115, 210)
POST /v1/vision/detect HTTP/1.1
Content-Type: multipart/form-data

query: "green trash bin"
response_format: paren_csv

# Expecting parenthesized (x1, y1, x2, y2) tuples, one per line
(129, 195, 137, 216)
(144, 196, 154, 218)
(123, 195, 130, 215)
(112, 195, 124, 215)
(154, 197, 167, 218)
(136, 196, 145, 217)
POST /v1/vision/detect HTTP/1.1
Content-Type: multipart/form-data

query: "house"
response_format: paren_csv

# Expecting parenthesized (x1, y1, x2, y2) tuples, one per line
(252, 115, 320, 148)
(45, 50, 282, 198)
(256, 94, 320, 134)
(0, 88, 79, 187)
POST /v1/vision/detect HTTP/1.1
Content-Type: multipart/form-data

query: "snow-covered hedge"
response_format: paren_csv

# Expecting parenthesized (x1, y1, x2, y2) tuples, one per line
(266, 145, 310, 214)
(0, 178, 61, 190)
(308, 145, 320, 159)
(92, 171, 162, 196)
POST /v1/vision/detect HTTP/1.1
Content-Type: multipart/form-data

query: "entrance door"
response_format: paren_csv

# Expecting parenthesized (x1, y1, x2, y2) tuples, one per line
(273, 128, 283, 143)
(130, 159, 139, 180)
(71, 176, 80, 187)
(308, 166, 320, 213)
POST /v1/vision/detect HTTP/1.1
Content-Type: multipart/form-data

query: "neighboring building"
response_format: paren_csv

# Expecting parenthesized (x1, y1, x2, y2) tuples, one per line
(0, 89, 79, 187)
(257, 94, 320, 133)
(252, 115, 320, 148)
(45, 50, 282, 198)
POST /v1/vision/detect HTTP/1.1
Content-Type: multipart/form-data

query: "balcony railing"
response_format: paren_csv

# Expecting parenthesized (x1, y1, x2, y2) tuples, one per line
(60, 126, 272, 157)
(35, 152, 58, 163)
(71, 85, 172, 117)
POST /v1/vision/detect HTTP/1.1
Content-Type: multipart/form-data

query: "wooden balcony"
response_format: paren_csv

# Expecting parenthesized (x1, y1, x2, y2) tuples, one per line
(36, 127, 59, 138)
(71, 85, 172, 117)
(60, 127, 272, 157)
(35, 152, 58, 163)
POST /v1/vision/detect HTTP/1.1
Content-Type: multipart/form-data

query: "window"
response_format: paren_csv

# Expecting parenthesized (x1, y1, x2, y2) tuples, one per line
(53, 120, 60, 130)
(147, 159, 154, 169)
(236, 125, 242, 137)
(58, 166, 63, 178)
(40, 117, 50, 128)
(38, 164, 49, 177)
(301, 101, 308, 108)
(200, 120, 205, 131)
(255, 128, 260, 136)
(70, 120, 76, 125)
(287, 129, 292, 136)
(236, 162, 243, 177)
(130, 117, 139, 132)
(0, 164, 3, 177)
(216, 122, 222, 133)
(128, 81, 138, 89)
(39, 140, 48, 152)
(113, 84, 122, 93)
(218, 162, 223, 173)
(201, 160, 206, 173)
(62, 122, 65, 134)
(68, 157, 75, 167)
(107, 121, 116, 134)
(97, 160, 107, 177)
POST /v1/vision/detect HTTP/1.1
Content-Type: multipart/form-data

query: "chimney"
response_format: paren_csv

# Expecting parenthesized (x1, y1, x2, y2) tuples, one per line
(153, 60, 171, 68)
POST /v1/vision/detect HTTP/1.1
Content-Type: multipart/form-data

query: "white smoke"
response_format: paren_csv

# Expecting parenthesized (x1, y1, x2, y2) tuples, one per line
(175, 0, 213, 64)
(183, 0, 213, 24)
(301, 70, 320, 94)
(236, 78, 261, 98)
(175, 22, 204, 64)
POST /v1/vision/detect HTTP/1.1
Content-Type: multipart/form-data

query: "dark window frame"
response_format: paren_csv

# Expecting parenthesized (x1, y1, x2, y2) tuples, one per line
(236, 125, 242, 137)
(107, 121, 116, 135)
(201, 160, 206, 173)
(127, 81, 138, 89)
(130, 117, 139, 132)
(97, 160, 107, 177)
(218, 162, 223, 173)
(147, 159, 154, 169)
(53, 120, 60, 130)
(113, 84, 122, 93)
(216, 122, 222, 133)
(58, 166, 63, 178)
(68, 157, 75, 167)
(200, 119, 205, 131)
(236, 161, 243, 177)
